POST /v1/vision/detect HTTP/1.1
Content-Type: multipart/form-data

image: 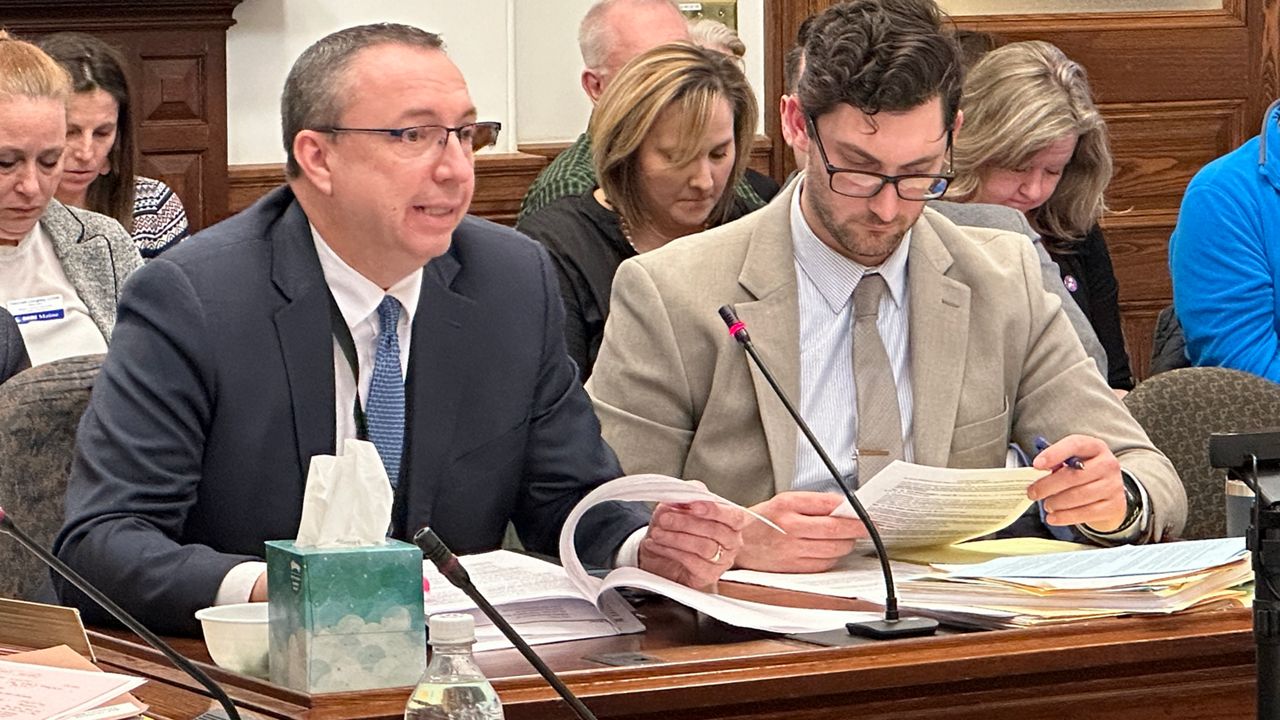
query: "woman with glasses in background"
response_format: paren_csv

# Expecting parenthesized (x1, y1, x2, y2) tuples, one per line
(39, 33, 189, 259)
(950, 40, 1133, 394)
(516, 43, 758, 380)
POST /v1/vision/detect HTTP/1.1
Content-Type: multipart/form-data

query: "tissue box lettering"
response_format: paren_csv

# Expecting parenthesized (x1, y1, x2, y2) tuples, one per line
(267, 539, 426, 693)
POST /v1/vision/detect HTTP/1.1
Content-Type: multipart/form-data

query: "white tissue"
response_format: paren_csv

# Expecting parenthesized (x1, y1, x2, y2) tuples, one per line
(295, 439, 394, 548)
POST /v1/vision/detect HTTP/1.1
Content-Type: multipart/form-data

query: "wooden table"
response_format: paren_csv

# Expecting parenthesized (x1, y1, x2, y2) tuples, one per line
(83, 586, 1258, 720)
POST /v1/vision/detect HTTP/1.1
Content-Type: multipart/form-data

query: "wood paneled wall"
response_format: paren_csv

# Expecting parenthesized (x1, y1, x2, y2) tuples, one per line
(765, 0, 1280, 380)
(2, 0, 243, 233)
(225, 137, 777, 226)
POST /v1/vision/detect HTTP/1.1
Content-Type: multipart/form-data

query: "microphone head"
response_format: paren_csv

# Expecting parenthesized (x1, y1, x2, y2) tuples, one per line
(413, 526, 453, 568)
(717, 305, 750, 344)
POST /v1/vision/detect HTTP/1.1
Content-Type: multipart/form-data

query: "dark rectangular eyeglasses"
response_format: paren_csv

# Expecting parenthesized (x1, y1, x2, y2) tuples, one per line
(807, 114, 953, 201)
(313, 121, 502, 160)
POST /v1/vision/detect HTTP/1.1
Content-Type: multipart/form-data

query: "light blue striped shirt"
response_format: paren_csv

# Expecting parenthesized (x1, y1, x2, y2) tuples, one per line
(790, 182, 915, 492)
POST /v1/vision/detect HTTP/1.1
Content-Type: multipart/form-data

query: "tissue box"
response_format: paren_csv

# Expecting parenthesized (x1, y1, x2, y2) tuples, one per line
(266, 539, 426, 693)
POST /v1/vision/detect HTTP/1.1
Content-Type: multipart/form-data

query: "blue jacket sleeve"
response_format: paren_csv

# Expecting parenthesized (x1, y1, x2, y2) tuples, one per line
(1171, 180, 1279, 381)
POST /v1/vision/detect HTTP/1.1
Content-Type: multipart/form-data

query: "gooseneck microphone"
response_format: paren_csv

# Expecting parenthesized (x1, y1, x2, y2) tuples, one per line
(717, 306, 938, 640)
(0, 506, 241, 720)
(413, 527, 598, 720)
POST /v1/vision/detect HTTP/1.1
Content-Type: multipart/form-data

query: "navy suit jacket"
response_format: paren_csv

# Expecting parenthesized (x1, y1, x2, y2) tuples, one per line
(0, 307, 29, 384)
(54, 186, 645, 635)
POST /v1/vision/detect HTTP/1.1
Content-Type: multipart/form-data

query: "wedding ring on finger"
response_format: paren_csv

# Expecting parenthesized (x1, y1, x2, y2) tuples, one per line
(709, 544, 725, 563)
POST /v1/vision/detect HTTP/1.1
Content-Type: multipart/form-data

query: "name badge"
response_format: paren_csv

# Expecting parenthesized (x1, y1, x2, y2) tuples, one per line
(7, 294, 66, 324)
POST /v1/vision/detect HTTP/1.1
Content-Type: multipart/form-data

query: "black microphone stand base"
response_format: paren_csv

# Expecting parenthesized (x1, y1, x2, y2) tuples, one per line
(847, 616, 939, 640)
(787, 617, 938, 647)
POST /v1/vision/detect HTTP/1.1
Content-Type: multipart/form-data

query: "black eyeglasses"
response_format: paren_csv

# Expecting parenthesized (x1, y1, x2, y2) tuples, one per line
(313, 121, 501, 160)
(807, 115, 953, 201)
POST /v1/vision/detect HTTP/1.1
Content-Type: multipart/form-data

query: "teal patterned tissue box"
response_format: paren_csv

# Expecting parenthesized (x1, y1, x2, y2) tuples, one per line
(266, 539, 426, 693)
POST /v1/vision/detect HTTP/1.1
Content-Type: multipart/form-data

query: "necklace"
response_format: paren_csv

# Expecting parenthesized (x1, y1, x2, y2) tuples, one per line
(615, 202, 709, 254)
(617, 212, 640, 254)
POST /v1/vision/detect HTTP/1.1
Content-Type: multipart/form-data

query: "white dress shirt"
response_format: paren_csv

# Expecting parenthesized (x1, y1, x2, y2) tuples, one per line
(215, 228, 423, 605)
(790, 181, 914, 492)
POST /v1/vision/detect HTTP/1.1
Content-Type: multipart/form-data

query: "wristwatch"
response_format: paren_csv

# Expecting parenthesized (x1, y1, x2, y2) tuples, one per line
(1080, 472, 1146, 540)
(1114, 473, 1145, 533)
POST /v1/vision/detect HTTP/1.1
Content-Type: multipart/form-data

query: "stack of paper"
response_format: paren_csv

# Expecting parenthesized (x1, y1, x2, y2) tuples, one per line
(898, 537, 1252, 628)
(0, 647, 147, 720)
(423, 550, 645, 652)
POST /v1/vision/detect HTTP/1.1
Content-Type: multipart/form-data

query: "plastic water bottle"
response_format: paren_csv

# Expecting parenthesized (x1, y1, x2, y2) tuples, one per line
(405, 613, 504, 720)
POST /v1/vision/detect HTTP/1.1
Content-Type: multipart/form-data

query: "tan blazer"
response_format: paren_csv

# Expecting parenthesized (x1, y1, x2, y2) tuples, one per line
(587, 182, 1186, 543)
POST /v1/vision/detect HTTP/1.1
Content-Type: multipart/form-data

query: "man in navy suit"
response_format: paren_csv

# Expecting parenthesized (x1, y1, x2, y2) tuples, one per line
(0, 307, 29, 384)
(54, 24, 746, 635)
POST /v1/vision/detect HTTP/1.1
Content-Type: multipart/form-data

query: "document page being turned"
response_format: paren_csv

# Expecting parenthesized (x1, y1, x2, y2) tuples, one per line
(830, 460, 1046, 549)
(558, 474, 883, 634)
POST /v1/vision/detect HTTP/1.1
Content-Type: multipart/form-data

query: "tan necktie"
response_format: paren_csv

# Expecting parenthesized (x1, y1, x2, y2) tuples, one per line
(853, 273, 903, 484)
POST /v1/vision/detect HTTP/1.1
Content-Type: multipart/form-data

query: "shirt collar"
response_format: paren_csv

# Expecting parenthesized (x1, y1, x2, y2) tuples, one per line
(789, 179, 910, 314)
(310, 225, 422, 330)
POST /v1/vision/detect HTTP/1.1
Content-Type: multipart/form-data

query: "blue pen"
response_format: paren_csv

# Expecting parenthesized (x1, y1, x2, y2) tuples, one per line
(1033, 435, 1086, 470)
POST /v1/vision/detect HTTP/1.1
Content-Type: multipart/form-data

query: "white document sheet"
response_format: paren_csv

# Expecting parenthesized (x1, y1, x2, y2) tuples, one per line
(0, 659, 145, 720)
(934, 537, 1249, 587)
(831, 461, 1045, 548)
(723, 552, 932, 601)
(558, 475, 882, 634)
(423, 550, 644, 651)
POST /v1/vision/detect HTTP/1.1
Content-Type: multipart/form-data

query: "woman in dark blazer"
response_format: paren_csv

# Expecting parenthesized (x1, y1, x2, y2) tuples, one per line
(517, 43, 758, 380)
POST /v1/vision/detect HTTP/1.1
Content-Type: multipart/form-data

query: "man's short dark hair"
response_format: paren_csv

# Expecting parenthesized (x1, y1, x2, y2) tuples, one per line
(281, 23, 444, 178)
(798, 0, 962, 130)
(783, 14, 816, 95)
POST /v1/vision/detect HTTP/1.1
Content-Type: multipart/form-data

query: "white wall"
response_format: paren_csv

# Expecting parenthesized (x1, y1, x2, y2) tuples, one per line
(227, 0, 515, 164)
(513, 0, 765, 144)
(226, 0, 765, 165)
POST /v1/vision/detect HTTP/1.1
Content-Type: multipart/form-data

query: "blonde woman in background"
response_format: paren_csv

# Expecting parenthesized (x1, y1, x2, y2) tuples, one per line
(951, 40, 1133, 393)
(517, 43, 758, 379)
(0, 32, 140, 366)
(688, 17, 780, 203)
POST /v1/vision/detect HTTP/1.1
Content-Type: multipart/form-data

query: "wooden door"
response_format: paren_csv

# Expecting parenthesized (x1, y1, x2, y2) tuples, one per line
(2, 0, 243, 233)
(765, 0, 1280, 380)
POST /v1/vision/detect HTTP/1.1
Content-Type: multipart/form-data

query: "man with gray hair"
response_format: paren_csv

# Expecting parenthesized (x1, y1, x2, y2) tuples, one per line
(54, 22, 747, 635)
(518, 0, 767, 221)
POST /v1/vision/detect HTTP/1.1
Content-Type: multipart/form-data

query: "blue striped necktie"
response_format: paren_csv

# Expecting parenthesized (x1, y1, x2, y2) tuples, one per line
(365, 296, 405, 487)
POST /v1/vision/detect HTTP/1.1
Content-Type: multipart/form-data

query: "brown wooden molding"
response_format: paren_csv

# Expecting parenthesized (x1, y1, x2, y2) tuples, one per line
(229, 138, 775, 226)
(226, 163, 286, 221)
(953, 3, 1245, 33)
(519, 135, 775, 180)
(471, 152, 551, 226)
(0, 1, 243, 30)
(227, 152, 553, 226)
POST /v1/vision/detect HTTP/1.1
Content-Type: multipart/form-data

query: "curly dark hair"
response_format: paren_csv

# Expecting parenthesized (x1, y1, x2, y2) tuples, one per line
(798, 0, 962, 130)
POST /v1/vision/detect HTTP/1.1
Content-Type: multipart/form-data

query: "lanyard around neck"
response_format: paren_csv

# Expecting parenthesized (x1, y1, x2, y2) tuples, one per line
(327, 291, 370, 441)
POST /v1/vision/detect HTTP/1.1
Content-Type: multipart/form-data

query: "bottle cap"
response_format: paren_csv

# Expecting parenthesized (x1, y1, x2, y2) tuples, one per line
(428, 613, 476, 644)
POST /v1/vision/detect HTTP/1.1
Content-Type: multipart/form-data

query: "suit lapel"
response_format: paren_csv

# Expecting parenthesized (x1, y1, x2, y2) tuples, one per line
(736, 185, 801, 495)
(400, 248, 474, 532)
(268, 197, 337, 482)
(907, 210, 971, 465)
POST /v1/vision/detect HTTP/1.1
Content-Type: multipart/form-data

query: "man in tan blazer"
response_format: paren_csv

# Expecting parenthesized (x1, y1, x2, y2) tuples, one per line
(587, 0, 1185, 573)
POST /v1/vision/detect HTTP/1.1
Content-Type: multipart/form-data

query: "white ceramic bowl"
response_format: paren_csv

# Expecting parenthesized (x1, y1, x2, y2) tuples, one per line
(194, 602, 269, 678)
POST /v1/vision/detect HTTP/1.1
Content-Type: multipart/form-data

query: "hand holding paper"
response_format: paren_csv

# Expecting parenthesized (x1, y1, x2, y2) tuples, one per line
(295, 439, 393, 548)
